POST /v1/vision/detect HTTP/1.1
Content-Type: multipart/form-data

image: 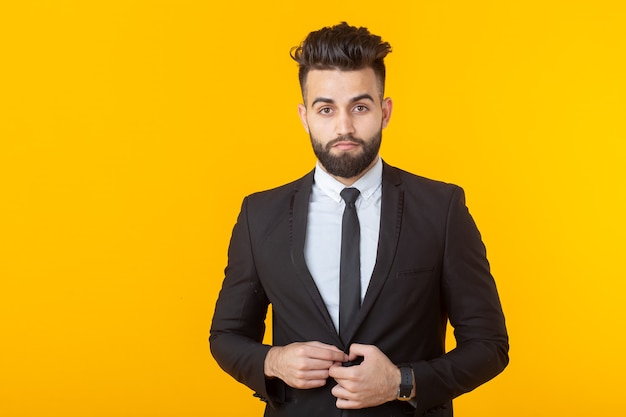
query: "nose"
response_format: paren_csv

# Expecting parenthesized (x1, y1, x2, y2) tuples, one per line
(335, 110, 356, 136)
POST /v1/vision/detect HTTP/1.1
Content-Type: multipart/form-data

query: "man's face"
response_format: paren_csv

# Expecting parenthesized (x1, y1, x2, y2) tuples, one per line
(298, 68, 392, 183)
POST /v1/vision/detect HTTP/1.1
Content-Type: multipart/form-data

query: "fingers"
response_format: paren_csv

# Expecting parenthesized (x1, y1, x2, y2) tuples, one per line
(346, 342, 374, 360)
(329, 344, 400, 409)
(328, 361, 349, 379)
(304, 341, 349, 363)
(332, 386, 373, 410)
(331, 377, 368, 409)
(265, 341, 348, 390)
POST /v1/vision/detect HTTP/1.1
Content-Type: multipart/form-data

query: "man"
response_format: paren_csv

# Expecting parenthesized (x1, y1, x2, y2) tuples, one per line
(210, 22, 508, 416)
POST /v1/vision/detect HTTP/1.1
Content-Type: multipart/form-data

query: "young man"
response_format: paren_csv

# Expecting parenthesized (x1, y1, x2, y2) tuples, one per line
(210, 22, 508, 417)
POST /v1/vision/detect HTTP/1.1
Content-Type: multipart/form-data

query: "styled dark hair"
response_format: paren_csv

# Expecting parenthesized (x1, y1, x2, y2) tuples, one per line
(290, 22, 392, 98)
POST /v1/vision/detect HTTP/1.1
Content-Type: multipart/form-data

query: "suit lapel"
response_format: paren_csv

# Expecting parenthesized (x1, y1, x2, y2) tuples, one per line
(343, 162, 404, 344)
(289, 171, 340, 340)
(288, 163, 405, 347)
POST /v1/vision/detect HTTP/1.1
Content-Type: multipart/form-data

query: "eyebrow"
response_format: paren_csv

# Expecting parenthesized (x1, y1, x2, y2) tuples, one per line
(310, 94, 376, 107)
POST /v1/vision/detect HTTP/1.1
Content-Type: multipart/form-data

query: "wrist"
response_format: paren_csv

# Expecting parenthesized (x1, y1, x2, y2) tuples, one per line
(264, 346, 280, 378)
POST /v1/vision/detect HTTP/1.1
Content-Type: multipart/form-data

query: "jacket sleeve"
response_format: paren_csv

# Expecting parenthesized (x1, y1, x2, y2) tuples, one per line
(411, 186, 509, 413)
(209, 197, 277, 403)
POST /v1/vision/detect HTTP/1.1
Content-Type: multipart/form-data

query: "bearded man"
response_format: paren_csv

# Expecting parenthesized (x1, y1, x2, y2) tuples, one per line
(210, 22, 509, 417)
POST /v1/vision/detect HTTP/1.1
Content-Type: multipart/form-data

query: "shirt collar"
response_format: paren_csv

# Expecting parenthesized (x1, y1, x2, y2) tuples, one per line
(313, 157, 383, 203)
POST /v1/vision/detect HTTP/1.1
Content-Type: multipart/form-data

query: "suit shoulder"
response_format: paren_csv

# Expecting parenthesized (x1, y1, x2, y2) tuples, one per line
(242, 171, 313, 209)
(386, 164, 463, 199)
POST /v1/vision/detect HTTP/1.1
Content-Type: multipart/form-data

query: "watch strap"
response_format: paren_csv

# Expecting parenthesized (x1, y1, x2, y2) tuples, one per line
(397, 365, 413, 401)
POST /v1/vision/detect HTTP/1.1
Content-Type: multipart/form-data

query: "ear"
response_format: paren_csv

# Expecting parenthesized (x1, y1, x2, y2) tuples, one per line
(381, 97, 393, 129)
(298, 103, 310, 133)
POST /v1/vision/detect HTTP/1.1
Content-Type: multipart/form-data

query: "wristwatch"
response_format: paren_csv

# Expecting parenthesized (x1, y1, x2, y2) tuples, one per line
(397, 365, 413, 401)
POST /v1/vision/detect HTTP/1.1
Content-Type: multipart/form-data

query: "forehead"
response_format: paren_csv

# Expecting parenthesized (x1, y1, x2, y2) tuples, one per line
(303, 68, 382, 105)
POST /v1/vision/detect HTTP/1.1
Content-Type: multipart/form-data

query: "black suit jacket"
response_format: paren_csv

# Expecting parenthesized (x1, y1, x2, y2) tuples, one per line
(210, 162, 509, 416)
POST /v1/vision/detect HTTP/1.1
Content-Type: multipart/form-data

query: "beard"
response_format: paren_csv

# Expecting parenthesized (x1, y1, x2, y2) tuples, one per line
(310, 131, 382, 179)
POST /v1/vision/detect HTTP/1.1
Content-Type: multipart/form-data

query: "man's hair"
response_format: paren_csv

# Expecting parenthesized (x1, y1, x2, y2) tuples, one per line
(290, 22, 392, 98)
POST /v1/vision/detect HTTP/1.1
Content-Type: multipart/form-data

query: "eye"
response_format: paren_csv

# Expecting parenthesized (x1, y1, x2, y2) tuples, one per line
(353, 105, 369, 113)
(318, 107, 333, 115)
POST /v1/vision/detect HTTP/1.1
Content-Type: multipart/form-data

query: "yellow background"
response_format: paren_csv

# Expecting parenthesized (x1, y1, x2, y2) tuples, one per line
(1, 1, 625, 416)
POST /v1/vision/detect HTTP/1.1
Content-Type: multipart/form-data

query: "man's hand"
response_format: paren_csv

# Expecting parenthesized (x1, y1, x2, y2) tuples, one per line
(264, 341, 348, 389)
(328, 343, 403, 409)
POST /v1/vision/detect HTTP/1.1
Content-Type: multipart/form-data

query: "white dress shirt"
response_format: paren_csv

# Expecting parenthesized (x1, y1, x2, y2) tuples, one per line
(304, 158, 382, 333)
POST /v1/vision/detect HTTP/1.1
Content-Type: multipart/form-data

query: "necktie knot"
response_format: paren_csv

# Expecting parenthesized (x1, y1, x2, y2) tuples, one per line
(340, 188, 360, 206)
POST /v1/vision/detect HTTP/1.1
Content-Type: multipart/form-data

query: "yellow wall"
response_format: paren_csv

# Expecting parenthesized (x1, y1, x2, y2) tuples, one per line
(1, 1, 624, 416)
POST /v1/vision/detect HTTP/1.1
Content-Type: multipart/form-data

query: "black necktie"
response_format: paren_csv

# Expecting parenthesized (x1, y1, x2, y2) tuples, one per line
(339, 187, 361, 342)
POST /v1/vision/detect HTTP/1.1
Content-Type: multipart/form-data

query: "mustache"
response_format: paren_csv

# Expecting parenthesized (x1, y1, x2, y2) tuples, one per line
(325, 135, 365, 149)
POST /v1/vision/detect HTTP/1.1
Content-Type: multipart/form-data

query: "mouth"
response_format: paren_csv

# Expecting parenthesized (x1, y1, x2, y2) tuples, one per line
(332, 141, 361, 151)
(327, 136, 364, 151)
